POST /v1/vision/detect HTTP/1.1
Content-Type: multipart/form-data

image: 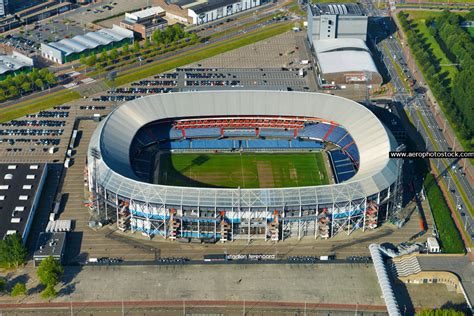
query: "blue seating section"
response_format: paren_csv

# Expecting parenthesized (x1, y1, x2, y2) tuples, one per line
(191, 139, 233, 149)
(328, 150, 357, 183)
(260, 128, 294, 138)
(290, 139, 325, 149)
(336, 133, 352, 148)
(184, 127, 220, 138)
(345, 143, 359, 163)
(246, 139, 289, 148)
(299, 123, 331, 139)
(224, 129, 255, 137)
(325, 126, 347, 143)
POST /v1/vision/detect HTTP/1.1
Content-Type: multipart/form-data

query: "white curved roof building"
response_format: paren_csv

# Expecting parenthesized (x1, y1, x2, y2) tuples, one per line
(87, 91, 402, 241)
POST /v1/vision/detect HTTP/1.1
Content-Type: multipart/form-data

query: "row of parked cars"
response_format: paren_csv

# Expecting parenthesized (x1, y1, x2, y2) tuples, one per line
(184, 72, 226, 79)
(131, 80, 177, 87)
(0, 129, 64, 136)
(26, 111, 69, 118)
(92, 95, 140, 102)
(184, 80, 241, 87)
(79, 106, 106, 110)
(111, 87, 173, 94)
(1, 120, 65, 127)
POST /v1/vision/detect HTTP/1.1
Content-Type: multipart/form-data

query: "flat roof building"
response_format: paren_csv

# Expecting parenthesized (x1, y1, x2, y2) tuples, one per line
(307, 2, 367, 46)
(120, 7, 168, 39)
(0, 51, 34, 78)
(182, 0, 261, 25)
(0, 163, 47, 243)
(33, 232, 66, 266)
(312, 38, 382, 88)
(40, 25, 134, 64)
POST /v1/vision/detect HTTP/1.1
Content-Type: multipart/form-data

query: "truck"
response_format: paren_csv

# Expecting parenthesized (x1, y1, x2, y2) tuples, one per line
(64, 158, 71, 168)
(66, 149, 72, 157)
(70, 130, 78, 149)
(298, 68, 304, 78)
(300, 60, 309, 65)
(48, 146, 56, 154)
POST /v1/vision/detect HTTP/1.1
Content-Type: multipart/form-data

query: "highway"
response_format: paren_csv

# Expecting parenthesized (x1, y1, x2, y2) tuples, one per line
(362, 0, 473, 245)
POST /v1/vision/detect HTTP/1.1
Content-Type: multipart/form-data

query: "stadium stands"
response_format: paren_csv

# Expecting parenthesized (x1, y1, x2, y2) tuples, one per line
(130, 117, 360, 184)
(328, 150, 357, 183)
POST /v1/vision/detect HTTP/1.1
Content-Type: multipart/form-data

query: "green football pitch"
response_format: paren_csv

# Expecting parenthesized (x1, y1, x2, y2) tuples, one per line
(156, 152, 329, 188)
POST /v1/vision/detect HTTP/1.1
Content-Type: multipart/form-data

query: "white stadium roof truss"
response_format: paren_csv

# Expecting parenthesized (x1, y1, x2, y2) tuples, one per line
(89, 91, 400, 210)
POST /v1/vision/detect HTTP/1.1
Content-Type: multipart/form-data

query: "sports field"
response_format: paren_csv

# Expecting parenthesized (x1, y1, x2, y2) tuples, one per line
(156, 152, 329, 188)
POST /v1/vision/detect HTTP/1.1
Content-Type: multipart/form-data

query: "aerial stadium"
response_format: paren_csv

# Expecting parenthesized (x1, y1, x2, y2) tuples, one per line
(86, 90, 403, 242)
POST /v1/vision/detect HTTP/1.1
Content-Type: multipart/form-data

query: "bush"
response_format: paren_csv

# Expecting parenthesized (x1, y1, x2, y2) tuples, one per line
(0, 278, 6, 293)
(423, 173, 464, 253)
(40, 284, 57, 300)
(10, 282, 27, 297)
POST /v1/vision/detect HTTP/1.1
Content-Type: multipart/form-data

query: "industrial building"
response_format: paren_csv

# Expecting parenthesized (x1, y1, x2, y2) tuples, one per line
(312, 38, 382, 88)
(0, 51, 34, 79)
(33, 232, 66, 266)
(40, 25, 134, 64)
(87, 91, 403, 242)
(307, 3, 367, 45)
(120, 7, 168, 39)
(0, 163, 47, 243)
(165, 0, 261, 25)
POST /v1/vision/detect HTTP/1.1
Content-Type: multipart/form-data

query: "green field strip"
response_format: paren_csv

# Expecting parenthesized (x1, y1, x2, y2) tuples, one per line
(0, 90, 81, 123)
(157, 152, 328, 189)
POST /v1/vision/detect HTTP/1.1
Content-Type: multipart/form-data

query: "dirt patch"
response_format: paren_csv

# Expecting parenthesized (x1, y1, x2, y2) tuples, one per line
(257, 161, 274, 188)
(289, 168, 297, 180)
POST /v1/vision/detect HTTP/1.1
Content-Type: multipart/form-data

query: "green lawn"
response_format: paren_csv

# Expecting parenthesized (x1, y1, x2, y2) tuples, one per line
(157, 152, 329, 188)
(0, 90, 80, 123)
(408, 15, 458, 86)
(466, 27, 474, 38)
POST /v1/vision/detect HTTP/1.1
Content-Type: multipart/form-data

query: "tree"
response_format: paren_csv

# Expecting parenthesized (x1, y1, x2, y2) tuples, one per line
(190, 32, 199, 42)
(86, 54, 97, 67)
(35, 78, 44, 90)
(21, 82, 31, 93)
(40, 284, 57, 300)
(122, 43, 129, 54)
(8, 86, 18, 97)
(0, 278, 6, 293)
(79, 54, 87, 65)
(37, 256, 64, 287)
(10, 282, 27, 297)
(110, 48, 119, 61)
(44, 73, 57, 86)
(100, 49, 108, 62)
(0, 234, 27, 268)
(133, 41, 140, 52)
(143, 38, 150, 49)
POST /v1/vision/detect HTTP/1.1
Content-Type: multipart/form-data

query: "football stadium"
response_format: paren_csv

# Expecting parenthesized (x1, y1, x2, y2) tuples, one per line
(86, 90, 403, 241)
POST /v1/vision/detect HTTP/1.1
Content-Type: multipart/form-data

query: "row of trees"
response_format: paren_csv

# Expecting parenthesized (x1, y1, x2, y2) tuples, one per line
(0, 68, 57, 102)
(429, 11, 474, 145)
(398, 11, 472, 146)
(0, 234, 64, 300)
(79, 24, 198, 71)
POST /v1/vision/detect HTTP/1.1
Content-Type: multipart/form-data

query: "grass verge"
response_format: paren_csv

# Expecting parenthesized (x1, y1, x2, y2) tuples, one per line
(113, 23, 293, 86)
(0, 90, 81, 123)
(384, 43, 411, 91)
(424, 173, 465, 253)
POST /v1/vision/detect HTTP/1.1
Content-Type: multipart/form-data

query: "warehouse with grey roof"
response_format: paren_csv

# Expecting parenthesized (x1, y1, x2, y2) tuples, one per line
(40, 25, 134, 64)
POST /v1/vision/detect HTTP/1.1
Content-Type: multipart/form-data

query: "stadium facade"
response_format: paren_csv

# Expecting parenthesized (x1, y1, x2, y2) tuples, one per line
(86, 91, 403, 242)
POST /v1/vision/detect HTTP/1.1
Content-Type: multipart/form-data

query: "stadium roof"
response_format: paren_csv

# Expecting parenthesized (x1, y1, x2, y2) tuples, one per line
(46, 25, 133, 56)
(314, 39, 379, 75)
(89, 91, 399, 207)
(0, 51, 34, 75)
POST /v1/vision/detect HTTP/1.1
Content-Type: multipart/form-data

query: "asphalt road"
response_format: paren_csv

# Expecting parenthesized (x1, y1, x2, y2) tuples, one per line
(362, 1, 473, 243)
